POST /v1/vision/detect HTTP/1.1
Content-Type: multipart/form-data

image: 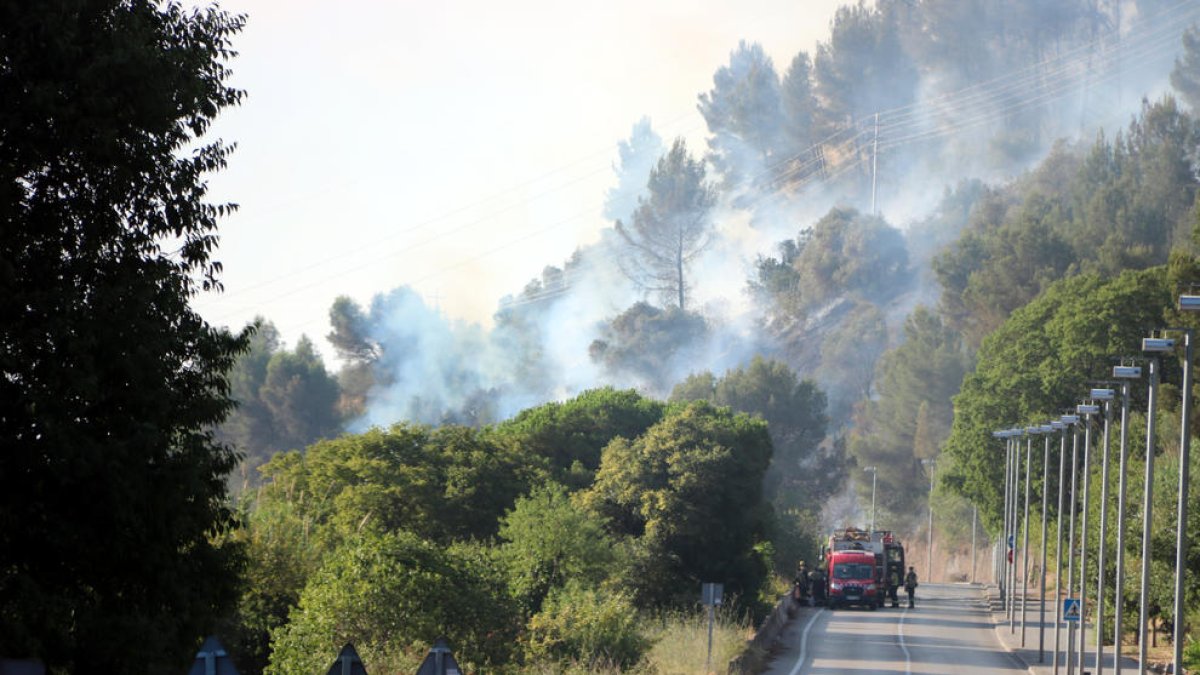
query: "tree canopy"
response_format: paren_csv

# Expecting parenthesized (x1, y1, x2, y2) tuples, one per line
(1, 1, 247, 669)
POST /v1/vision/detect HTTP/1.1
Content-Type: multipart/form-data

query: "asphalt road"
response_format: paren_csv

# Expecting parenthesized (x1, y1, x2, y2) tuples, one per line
(760, 583, 1029, 675)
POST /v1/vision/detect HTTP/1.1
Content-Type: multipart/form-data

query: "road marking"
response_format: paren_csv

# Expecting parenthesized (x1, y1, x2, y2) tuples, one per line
(788, 608, 824, 675)
(898, 606, 913, 675)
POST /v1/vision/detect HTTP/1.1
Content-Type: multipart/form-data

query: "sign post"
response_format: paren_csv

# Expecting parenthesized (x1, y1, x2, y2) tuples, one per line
(702, 583, 724, 673)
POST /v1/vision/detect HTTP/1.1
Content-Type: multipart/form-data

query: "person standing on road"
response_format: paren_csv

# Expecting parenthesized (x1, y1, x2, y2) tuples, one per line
(888, 567, 902, 608)
(904, 566, 919, 608)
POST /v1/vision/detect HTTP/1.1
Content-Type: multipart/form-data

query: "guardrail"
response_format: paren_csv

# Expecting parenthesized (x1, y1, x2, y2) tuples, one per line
(726, 593, 796, 674)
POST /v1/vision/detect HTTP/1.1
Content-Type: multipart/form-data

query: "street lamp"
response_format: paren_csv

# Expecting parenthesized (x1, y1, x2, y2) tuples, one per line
(1009, 427, 1025, 632)
(1110, 364, 1142, 675)
(1161, 306, 1197, 675)
(1020, 426, 1039, 646)
(1060, 413, 1081, 675)
(864, 466, 877, 533)
(994, 429, 1013, 610)
(1088, 387, 1116, 675)
(1137, 339, 1169, 672)
(1040, 420, 1063, 665)
(1074, 402, 1100, 674)
(1052, 416, 1073, 675)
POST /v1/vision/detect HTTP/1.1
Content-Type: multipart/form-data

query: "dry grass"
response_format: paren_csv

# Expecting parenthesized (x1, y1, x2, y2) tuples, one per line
(641, 605, 756, 674)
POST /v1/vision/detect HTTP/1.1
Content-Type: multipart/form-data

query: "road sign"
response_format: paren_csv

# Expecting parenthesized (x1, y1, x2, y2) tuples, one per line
(1063, 598, 1081, 623)
(326, 644, 368, 675)
(189, 636, 240, 675)
(416, 637, 462, 675)
(701, 582, 724, 606)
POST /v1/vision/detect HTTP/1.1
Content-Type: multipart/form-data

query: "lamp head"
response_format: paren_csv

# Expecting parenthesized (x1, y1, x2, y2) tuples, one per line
(1178, 294, 1200, 312)
(1113, 365, 1142, 379)
(1143, 337, 1176, 353)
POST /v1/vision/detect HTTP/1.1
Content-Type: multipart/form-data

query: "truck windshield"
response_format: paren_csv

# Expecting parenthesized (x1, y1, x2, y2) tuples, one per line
(833, 563, 873, 579)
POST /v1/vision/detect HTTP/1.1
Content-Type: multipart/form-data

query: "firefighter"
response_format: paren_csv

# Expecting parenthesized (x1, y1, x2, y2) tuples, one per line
(793, 561, 809, 602)
(904, 566, 919, 608)
(808, 565, 827, 606)
(888, 566, 902, 608)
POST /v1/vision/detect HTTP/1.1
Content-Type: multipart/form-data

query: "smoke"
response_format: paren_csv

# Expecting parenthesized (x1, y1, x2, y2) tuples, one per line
(347, 0, 1199, 432)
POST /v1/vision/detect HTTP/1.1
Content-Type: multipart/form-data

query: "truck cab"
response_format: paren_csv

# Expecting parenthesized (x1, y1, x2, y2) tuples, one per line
(826, 549, 878, 609)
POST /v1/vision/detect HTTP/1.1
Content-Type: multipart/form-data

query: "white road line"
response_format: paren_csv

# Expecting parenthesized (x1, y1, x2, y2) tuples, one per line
(898, 606, 913, 675)
(788, 608, 824, 675)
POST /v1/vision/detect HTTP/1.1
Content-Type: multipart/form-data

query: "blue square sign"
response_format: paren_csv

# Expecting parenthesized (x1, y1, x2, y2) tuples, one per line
(1063, 598, 1080, 622)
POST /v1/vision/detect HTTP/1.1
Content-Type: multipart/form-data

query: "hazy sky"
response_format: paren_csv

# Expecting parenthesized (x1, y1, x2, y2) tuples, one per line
(191, 0, 847, 356)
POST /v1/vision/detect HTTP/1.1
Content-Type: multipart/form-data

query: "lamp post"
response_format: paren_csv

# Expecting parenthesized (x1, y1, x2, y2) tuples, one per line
(1065, 415, 1081, 675)
(922, 458, 936, 584)
(1021, 427, 1037, 646)
(1037, 423, 1054, 660)
(1136, 342, 1168, 671)
(1089, 387, 1116, 675)
(1010, 429, 1025, 632)
(1163, 300, 1198, 675)
(1003, 430, 1016, 612)
(1075, 402, 1100, 675)
(1110, 364, 1142, 675)
(864, 466, 877, 533)
(1054, 416, 1077, 675)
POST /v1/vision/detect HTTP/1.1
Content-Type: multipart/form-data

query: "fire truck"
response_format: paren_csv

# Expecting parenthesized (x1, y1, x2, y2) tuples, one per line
(820, 527, 907, 609)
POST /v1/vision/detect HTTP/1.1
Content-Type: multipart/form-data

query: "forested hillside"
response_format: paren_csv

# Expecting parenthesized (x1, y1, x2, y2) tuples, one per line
(10, 0, 1200, 672)
(212, 1, 1200, 667)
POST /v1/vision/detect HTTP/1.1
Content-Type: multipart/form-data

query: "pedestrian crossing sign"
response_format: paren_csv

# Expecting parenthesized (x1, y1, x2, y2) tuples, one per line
(1063, 598, 1080, 622)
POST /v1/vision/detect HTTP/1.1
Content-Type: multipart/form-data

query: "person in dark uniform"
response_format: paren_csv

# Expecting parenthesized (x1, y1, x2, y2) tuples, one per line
(888, 567, 902, 608)
(793, 561, 809, 602)
(904, 566, 919, 608)
(809, 566, 827, 606)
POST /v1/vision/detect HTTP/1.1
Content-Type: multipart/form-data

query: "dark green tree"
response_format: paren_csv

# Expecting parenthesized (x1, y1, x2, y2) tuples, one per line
(697, 40, 783, 187)
(1172, 25, 1200, 110)
(497, 482, 617, 617)
(582, 401, 774, 609)
(777, 51, 821, 183)
(813, 2, 917, 134)
(940, 267, 1174, 530)
(491, 387, 665, 488)
(0, 2, 247, 670)
(259, 335, 342, 452)
(218, 319, 281, 482)
(265, 531, 519, 674)
(847, 307, 973, 520)
(326, 295, 378, 419)
(669, 357, 836, 513)
(614, 139, 717, 310)
(588, 302, 708, 391)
